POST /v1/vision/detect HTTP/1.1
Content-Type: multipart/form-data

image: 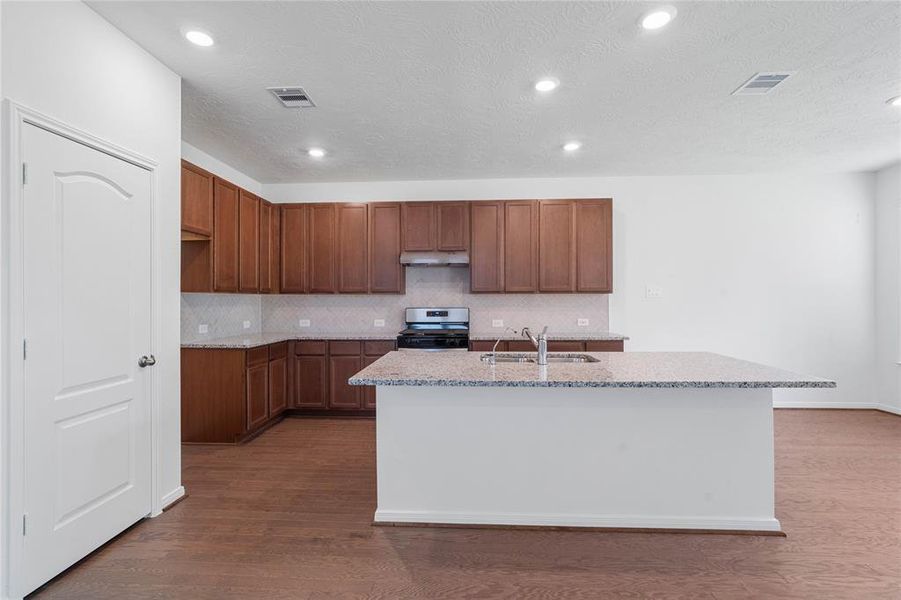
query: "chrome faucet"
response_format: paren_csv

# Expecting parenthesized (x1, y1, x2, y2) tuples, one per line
(521, 326, 549, 365)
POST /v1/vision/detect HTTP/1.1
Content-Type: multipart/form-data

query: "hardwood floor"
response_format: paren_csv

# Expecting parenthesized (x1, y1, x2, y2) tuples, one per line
(29, 410, 900, 599)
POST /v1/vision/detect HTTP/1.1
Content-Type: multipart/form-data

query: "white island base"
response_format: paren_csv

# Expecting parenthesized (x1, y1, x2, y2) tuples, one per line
(374, 385, 782, 534)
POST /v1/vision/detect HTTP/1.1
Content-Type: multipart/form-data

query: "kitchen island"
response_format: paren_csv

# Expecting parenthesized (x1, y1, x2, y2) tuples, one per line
(349, 351, 834, 534)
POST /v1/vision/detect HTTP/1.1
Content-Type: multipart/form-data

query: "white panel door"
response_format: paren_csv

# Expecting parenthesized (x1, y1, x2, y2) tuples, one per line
(21, 123, 153, 595)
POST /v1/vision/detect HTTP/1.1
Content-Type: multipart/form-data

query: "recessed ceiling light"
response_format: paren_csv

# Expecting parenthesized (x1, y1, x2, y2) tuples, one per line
(535, 78, 560, 92)
(888, 95, 901, 107)
(641, 7, 677, 30)
(185, 30, 214, 47)
(563, 141, 582, 152)
(308, 148, 326, 159)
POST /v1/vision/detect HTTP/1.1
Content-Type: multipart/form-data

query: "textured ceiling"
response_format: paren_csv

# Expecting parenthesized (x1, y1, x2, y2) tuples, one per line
(89, 1, 901, 183)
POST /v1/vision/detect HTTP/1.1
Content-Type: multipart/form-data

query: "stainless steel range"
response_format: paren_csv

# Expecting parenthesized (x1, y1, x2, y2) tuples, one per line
(397, 307, 470, 351)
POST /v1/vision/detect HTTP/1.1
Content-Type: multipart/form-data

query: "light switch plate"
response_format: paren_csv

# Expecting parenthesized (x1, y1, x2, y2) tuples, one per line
(374, 319, 386, 327)
(577, 318, 589, 327)
(298, 319, 311, 328)
(492, 319, 504, 328)
(198, 324, 209, 334)
(243, 320, 251, 329)
(646, 285, 664, 299)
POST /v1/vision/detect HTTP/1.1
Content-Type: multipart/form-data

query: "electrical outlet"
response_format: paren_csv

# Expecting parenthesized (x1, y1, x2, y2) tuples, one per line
(374, 319, 386, 327)
(243, 320, 251, 329)
(577, 318, 589, 327)
(646, 285, 664, 299)
(492, 319, 504, 328)
(298, 319, 311, 328)
(198, 324, 209, 334)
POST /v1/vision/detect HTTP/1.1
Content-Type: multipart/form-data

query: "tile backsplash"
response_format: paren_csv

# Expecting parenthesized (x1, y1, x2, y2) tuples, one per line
(182, 268, 609, 343)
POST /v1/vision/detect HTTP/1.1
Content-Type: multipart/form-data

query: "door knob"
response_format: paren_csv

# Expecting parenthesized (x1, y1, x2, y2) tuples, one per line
(138, 355, 156, 368)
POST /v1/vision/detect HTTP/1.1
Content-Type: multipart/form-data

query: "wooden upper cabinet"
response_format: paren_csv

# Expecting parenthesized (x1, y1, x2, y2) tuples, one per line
(308, 203, 337, 293)
(280, 205, 308, 293)
(470, 201, 504, 293)
(181, 161, 214, 237)
(269, 204, 280, 294)
(258, 201, 271, 293)
(212, 178, 240, 292)
(576, 199, 613, 293)
(538, 200, 577, 292)
(369, 202, 404, 294)
(436, 202, 470, 251)
(402, 202, 435, 251)
(238, 190, 260, 293)
(503, 200, 539, 292)
(337, 203, 369, 293)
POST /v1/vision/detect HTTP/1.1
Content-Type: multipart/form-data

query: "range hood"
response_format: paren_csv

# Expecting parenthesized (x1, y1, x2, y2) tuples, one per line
(400, 251, 470, 267)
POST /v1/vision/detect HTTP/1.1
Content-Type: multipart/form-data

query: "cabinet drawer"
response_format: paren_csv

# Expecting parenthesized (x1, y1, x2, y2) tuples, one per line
(329, 340, 362, 355)
(246, 346, 269, 366)
(506, 340, 535, 352)
(547, 341, 585, 352)
(585, 340, 624, 352)
(268, 341, 287, 360)
(295, 340, 327, 356)
(469, 340, 504, 352)
(363, 340, 396, 356)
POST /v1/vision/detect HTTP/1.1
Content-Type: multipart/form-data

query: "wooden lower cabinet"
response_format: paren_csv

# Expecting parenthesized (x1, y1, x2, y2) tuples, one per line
(268, 342, 288, 416)
(329, 355, 363, 409)
(182, 343, 286, 443)
(246, 362, 269, 431)
(469, 340, 624, 353)
(292, 350, 329, 409)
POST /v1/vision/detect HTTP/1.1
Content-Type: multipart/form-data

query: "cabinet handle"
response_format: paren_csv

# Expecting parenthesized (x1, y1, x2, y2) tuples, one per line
(138, 355, 156, 368)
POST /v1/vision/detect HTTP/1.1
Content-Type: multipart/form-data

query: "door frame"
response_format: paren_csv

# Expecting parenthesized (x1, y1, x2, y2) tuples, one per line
(2, 101, 166, 599)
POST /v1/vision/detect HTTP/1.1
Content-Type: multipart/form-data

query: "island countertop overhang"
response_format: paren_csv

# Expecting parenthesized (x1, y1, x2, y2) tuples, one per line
(348, 351, 836, 389)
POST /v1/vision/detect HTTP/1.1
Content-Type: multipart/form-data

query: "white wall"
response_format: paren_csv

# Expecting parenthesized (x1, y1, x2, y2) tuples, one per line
(1, 3, 182, 596)
(182, 141, 263, 195)
(266, 172, 877, 409)
(875, 162, 901, 415)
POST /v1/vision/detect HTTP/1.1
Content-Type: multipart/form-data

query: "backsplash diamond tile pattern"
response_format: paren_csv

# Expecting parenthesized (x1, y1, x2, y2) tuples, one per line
(183, 269, 609, 343)
(182, 293, 262, 342)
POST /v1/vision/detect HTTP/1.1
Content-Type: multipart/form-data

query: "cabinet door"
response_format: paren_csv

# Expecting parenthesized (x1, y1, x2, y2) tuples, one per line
(293, 355, 328, 408)
(436, 202, 469, 251)
(361, 355, 379, 409)
(329, 355, 362, 409)
(270, 205, 281, 294)
(309, 204, 337, 293)
(576, 200, 613, 293)
(259, 201, 272, 293)
(469, 340, 507, 352)
(238, 190, 260, 292)
(213, 178, 240, 292)
(280, 205, 308, 293)
(538, 200, 576, 292)
(402, 202, 435, 251)
(246, 362, 269, 432)
(337, 203, 369, 293)
(470, 201, 504, 292)
(268, 357, 287, 416)
(181, 161, 214, 236)
(585, 340, 623, 352)
(504, 200, 539, 292)
(369, 203, 404, 293)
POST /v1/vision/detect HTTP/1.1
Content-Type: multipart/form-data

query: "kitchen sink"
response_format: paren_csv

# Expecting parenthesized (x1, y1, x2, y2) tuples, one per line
(480, 353, 600, 364)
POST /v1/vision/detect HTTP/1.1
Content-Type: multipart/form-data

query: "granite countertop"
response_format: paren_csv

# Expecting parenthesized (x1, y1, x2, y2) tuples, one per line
(468, 332, 628, 341)
(348, 351, 836, 389)
(181, 332, 397, 349)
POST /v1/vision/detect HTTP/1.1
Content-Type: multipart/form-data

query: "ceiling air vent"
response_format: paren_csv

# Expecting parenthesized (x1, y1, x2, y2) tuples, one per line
(267, 87, 316, 108)
(732, 72, 794, 96)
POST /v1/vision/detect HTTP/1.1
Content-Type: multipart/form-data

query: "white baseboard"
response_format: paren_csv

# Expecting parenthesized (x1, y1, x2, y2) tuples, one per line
(773, 401, 900, 416)
(159, 485, 186, 512)
(374, 509, 782, 532)
(775, 401, 875, 409)
(875, 403, 901, 416)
